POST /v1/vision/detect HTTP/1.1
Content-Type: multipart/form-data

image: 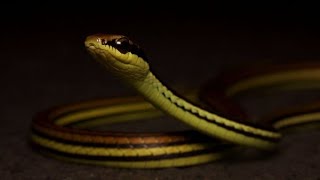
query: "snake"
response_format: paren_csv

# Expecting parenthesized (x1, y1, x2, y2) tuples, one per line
(30, 33, 320, 168)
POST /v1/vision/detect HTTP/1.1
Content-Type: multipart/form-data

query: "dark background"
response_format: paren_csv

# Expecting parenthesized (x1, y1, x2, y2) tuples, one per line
(1, 2, 320, 179)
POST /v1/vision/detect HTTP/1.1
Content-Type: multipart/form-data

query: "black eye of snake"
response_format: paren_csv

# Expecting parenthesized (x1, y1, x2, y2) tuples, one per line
(114, 37, 132, 54)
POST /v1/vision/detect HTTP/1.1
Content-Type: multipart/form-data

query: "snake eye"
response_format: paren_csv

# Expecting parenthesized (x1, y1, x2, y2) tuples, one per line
(114, 37, 132, 54)
(105, 36, 149, 61)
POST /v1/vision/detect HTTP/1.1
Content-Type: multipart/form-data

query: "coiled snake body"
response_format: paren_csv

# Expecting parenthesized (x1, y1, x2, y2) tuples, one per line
(30, 34, 320, 168)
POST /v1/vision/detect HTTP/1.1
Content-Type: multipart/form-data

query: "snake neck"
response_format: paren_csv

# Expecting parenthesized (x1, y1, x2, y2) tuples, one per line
(129, 72, 202, 115)
(130, 72, 245, 124)
(126, 72, 281, 150)
(129, 71, 242, 124)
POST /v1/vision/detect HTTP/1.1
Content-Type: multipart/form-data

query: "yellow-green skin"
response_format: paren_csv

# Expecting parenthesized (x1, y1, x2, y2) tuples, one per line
(29, 34, 320, 169)
(85, 34, 281, 150)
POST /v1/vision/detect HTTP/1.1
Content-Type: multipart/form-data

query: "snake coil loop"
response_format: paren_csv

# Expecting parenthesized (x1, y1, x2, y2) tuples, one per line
(30, 34, 320, 168)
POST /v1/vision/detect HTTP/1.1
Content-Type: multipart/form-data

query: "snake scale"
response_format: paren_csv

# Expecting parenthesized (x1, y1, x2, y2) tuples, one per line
(30, 34, 320, 168)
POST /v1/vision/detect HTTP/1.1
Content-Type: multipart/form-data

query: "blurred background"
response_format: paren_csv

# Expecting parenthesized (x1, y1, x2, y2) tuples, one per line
(1, 2, 320, 179)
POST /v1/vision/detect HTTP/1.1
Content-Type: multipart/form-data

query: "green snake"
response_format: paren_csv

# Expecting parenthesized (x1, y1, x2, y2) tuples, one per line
(30, 33, 320, 168)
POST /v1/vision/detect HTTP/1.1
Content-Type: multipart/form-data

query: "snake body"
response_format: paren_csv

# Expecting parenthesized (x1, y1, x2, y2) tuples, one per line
(30, 34, 320, 168)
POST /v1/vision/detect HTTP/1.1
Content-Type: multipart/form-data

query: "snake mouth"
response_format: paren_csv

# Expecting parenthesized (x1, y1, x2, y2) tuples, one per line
(85, 37, 134, 65)
(84, 34, 150, 80)
(85, 39, 148, 73)
(85, 44, 111, 66)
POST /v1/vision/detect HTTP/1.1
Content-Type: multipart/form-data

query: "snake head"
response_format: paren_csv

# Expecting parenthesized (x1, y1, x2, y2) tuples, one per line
(85, 34, 150, 80)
